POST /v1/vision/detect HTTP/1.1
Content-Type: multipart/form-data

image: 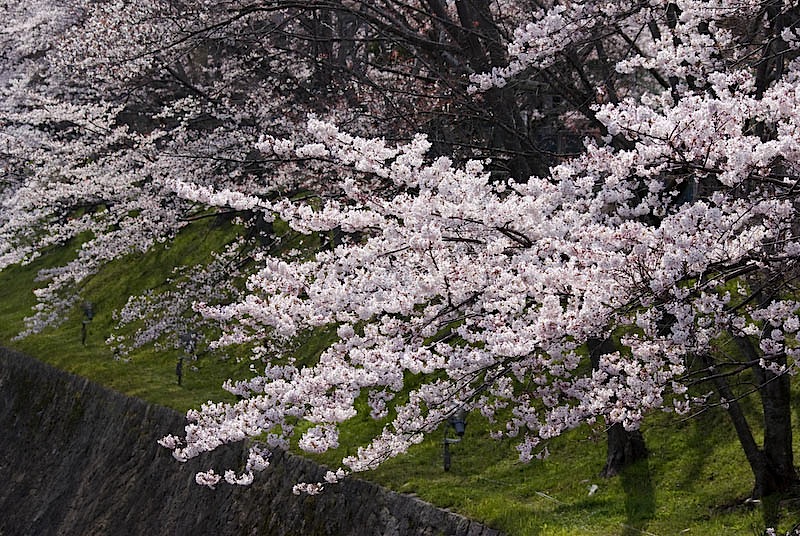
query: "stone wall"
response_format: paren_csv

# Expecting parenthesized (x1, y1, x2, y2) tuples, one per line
(0, 348, 503, 536)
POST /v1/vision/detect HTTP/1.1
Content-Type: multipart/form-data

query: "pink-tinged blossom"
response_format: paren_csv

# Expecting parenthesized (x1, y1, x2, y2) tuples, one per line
(195, 469, 221, 489)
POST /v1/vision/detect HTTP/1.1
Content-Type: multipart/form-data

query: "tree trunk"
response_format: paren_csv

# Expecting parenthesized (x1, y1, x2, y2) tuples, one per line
(709, 366, 773, 497)
(756, 367, 796, 494)
(704, 347, 796, 498)
(588, 338, 648, 478)
(733, 339, 797, 496)
(600, 423, 647, 478)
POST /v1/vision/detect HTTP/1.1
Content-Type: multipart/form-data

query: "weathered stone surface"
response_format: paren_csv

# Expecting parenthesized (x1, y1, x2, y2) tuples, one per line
(0, 348, 504, 536)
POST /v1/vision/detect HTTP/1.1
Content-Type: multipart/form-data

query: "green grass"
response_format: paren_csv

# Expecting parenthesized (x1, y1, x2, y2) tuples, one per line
(1, 222, 799, 535)
(307, 400, 795, 535)
(0, 223, 250, 412)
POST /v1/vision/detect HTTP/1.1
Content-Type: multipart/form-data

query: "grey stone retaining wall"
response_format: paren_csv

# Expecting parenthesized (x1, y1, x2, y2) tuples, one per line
(0, 348, 503, 536)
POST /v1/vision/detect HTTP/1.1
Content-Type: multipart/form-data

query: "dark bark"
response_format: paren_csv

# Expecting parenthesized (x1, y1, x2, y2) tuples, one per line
(453, 0, 541, 178)
(308, 9, 334, 90)
(755, 0, 790, 98)
(600, 423, 647, 478)
(702, 347, 796, 498)
(728, 339, 797, 496)
(588, 338, 649, 478)
(424, 0, 544, 178)
(703, 354, 773, 497)
(758, 363, 796, 489)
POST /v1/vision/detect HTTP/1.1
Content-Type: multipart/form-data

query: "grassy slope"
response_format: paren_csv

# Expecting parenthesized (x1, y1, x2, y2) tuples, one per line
(1, 222, 798, 536)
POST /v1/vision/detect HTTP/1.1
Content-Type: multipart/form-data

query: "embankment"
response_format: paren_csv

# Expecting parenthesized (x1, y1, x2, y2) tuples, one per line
(0, 348, 501, 536)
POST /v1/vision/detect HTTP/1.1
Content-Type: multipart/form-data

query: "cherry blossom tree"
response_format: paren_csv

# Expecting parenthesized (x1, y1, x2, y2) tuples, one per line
(1, 0, 559, 350)
(2, 0, 800, 503)
(159, 1, 800, 499)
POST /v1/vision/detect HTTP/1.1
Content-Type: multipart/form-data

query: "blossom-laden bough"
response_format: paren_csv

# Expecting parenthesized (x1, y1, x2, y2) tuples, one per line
(2, 0, 800, 501)
(167, 94, 800, 495)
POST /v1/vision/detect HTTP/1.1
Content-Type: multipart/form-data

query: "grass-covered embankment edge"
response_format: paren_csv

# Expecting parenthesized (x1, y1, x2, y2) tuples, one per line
(1, 222, 799, 535)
